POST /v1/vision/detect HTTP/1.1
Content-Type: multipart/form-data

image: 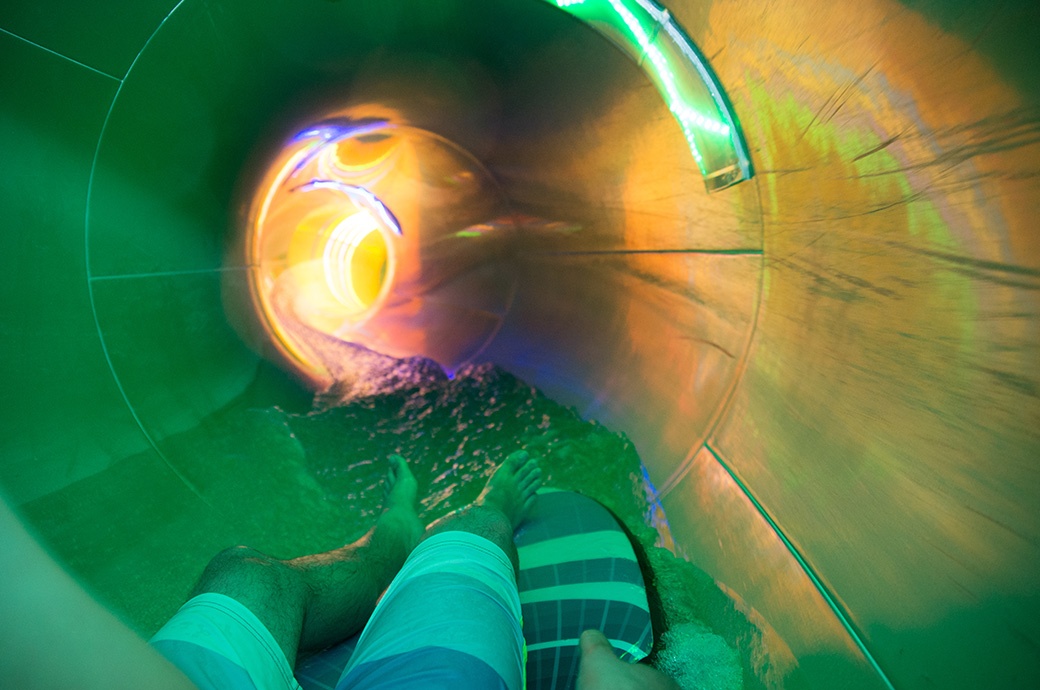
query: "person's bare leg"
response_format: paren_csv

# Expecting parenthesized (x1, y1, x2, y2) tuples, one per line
(190, 455, 424, 667)
(289, 454, 424, 651)
(335, 451, 542, 690)
(422, 449, 542, 574)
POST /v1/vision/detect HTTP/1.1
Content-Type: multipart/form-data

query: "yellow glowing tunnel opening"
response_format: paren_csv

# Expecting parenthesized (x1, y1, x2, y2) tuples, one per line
(244, 117, 516, 383)
(334, 218, 389, 310)
(248, 120, 409, 377)
(285, 207, 391, 314)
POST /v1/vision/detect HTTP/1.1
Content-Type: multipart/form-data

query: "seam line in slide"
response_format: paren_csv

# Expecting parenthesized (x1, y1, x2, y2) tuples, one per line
(0, 26, 120, 81)
(704, 441, 896, 690)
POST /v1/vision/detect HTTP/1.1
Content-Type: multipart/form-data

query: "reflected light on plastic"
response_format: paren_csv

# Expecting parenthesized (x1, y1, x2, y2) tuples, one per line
(245, 118, 517, 381)
(548, 0, 752, 186)
(323, 210, 389, 313)
(248, 120, 403, 378)
(294, 180, 402, 238)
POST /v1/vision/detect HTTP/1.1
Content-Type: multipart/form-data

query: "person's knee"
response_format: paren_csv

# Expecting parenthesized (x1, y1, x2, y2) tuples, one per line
(426, 506, 512, 548)
(424, 506, 519, 574)
(205, 545, 275, 572)
(463, 505, 515, 545)
(191, 546, 310, 667)
(194, 546, 308, 607)
(198, 545, 276, 583)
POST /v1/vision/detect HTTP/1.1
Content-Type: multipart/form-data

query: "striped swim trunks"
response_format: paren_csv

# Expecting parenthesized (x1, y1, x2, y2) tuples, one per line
(150, 531, 524, 690)
(336, 531, 525, 690)
(150, 592, 302, 690)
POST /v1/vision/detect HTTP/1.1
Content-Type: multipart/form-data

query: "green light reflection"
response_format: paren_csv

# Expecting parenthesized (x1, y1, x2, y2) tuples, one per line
(547, 0, 753, 190)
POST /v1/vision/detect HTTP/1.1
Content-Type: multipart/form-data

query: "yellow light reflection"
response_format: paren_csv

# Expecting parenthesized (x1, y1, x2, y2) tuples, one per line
(323, 210, 388, 312)
(333, 134, 398, 175)
(247, 123, 403, 380)
(243, 117, 515, 383)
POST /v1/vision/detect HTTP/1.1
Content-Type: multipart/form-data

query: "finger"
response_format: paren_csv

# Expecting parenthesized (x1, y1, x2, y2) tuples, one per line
(579, 629, 613, 656)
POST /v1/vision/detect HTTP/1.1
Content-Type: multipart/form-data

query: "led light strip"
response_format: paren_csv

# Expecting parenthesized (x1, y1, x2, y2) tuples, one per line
(293, 180, 402, 237)
(323, 210, 380, 309)
(549, 0, 752, 187)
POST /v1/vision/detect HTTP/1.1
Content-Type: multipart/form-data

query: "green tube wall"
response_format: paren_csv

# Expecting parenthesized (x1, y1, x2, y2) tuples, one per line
(1, 1, 1038, 689)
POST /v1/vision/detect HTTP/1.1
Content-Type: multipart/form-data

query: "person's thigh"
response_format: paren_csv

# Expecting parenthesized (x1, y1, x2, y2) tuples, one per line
(337, 532, 525, 690)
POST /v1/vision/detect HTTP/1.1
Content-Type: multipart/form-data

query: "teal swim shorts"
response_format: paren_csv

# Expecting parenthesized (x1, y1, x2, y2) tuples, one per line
(337, 531, 525, 690)
(151, 592, 302, 690)
(150, 531, 524, 690)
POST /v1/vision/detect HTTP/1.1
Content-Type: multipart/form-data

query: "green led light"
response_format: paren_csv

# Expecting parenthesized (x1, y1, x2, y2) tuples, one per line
(545, 0, 752, 190)
(606, 0, 707, 167)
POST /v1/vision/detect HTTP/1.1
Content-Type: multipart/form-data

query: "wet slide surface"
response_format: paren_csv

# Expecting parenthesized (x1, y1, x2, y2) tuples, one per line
(1, 1, 1038, 689)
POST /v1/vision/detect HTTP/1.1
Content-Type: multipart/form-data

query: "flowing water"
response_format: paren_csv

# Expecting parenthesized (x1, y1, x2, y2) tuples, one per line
(285, 356, 761, 690)
(23, 354, 788, 689)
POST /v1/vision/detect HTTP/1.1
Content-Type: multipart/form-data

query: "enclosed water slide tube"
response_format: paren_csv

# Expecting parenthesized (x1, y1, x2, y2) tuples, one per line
(1, 0, 1038, 688)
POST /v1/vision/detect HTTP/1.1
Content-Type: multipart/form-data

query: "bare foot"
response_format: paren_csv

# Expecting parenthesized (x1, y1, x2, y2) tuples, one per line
(379, 454, 424, 551)
(577, 630, 679, 690)
(475, 450, 543, 529)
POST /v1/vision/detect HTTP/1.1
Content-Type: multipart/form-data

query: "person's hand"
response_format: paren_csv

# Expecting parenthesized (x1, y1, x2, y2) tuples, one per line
(576, 629, 680, 690)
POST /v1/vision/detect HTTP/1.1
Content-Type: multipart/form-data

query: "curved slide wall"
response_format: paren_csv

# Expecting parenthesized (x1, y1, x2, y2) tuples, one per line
(1, 1, 1037, 688)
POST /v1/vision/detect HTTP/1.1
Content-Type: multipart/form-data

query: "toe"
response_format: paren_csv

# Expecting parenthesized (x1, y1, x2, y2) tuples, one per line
(519, 467, 542, 493)
(517, 458, 540, 482)
(505, 449, 529, 470)
(389, 454, 413, 482)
